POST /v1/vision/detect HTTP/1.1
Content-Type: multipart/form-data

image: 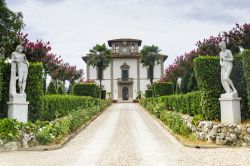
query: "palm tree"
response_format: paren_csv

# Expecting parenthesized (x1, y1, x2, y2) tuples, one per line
(141, 45, 161, 85)
(87, 43, 111, 95)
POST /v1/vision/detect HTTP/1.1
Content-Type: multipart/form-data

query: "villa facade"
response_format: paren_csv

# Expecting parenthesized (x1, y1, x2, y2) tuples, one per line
(82, 38, 167, 101)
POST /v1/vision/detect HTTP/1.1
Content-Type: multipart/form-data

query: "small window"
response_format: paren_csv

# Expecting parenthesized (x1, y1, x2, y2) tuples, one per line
(122, 70, 128, 79)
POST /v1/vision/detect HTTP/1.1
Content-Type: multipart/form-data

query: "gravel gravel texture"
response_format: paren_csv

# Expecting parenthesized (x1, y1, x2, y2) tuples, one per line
(0, 103, 250, 166)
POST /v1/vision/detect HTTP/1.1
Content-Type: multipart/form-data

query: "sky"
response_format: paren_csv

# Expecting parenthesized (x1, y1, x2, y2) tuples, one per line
(5, 0, 250, 76)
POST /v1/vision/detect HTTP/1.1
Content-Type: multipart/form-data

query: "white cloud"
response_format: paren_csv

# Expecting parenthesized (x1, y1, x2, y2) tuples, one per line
(5, 0, 250, 76)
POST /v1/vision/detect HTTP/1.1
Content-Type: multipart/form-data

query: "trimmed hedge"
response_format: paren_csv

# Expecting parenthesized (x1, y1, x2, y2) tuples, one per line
(73, 83, 97, 97)
(26, 63, 44, 121)
(242, 49, 250, 114)
(0, 62, 43, 119)
(194, 56, 223, 120)
(232, 55, 249, 119)
(140, 91, 202, 117)
(194, 56, 249, 120)
(0, 61, 3, 105)
(145, 89, 153, 98)
(153, 82, 174, 97)
(40, 95, 111, 121)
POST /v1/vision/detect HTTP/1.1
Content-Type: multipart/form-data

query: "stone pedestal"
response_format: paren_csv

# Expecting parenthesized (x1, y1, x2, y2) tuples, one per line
(7, 94, 29, 123)
(219, 93, 241, 124)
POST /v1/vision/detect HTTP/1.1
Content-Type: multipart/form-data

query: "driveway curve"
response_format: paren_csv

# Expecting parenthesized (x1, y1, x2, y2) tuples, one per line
(0, 103, 250, 166)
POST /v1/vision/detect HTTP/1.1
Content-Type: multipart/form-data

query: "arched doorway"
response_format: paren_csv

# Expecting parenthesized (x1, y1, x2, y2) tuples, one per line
(122, 87, 129, 100)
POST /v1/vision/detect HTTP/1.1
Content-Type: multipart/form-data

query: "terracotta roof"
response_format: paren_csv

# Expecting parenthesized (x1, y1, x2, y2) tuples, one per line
(108, 38, 142, 47)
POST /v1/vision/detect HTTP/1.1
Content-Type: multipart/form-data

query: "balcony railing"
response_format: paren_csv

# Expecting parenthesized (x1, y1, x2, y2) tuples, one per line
(117, 78, 133, 84)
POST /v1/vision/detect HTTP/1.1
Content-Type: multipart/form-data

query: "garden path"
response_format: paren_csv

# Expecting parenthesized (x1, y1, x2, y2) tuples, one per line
(0, 103, 250, 166)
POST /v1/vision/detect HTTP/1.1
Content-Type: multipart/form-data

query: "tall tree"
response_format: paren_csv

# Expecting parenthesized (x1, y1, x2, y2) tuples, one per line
(0, 0, 24, 58)
(141, 45, 161, 85)
(87, 43, 111, 89)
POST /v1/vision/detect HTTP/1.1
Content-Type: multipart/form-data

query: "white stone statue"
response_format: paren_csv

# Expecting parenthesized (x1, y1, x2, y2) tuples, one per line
(219, 41, 237, 96)
(9, 45, 29, 96)
(176, 77, 182, 93)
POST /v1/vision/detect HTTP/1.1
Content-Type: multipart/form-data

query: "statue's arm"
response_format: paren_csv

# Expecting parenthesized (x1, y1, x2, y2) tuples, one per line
(224, 50, 233, 62)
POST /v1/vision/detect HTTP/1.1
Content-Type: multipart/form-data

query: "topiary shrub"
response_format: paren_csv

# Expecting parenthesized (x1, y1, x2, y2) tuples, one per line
(73, 83, 97, 97)
(101, 90, 106, 99)
(194, 56, 223, 120)
(57, 83, 65, 95)
(145, 89, 153, 98)
(47, 81, 57, 94)
(26, 63, 44, 121)
(153, 82, 174, 97)
(0, 61, 3, 108)
(232, 55, 249, 119)
(242, 49, 250, 115)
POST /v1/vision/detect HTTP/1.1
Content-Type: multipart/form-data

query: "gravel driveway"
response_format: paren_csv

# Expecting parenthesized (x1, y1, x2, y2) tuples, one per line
(0, 103, 250, 166)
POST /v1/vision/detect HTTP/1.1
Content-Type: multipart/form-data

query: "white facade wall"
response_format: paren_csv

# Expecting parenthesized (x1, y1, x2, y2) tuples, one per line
(87, 58, 164, 100)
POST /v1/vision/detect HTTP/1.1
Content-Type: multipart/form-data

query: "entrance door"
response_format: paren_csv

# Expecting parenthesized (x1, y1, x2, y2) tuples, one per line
(122, 87, 129, 100)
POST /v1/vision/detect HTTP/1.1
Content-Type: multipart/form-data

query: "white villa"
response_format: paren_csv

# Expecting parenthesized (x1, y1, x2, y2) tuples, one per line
(82, 38, 167, 101)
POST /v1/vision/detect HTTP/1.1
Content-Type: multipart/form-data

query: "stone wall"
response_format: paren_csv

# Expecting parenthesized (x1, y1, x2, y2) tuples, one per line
(180, 114, 250, 146)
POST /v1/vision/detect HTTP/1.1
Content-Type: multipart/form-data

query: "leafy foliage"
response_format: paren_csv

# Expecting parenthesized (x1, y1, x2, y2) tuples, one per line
(40, 95, 106, 121)
(153, 82, 174, 97)
(73, 83, 97, 97)
(87, 43, 111, 88)
(0, 118, 21, 143)
(145, 89, 153, 98)
(141, 45, 161, 85)
(0, 0, 24, 58)
(47, 81, 57, 94)
(194, 57, 222, 120)
(26, 63, 44, 121)
(140, 91, 202, 116)
(160, 111, 191, 137)
(242, 49, 250, 114)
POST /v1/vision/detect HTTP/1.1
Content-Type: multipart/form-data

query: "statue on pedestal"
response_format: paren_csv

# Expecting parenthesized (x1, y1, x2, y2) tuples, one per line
(219, 41, 241, 124)
(219, 41, 237, 97)
(5, 45, 29, 99)
(5, 45, 29, 122)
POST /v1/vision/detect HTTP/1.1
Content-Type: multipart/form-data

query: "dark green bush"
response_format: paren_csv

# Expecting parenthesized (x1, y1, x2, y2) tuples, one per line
(57, 83, 65, 95)
(73, 83, 97, 97)
(47, 81, 57, 94)
(242, 49, 250, 115)
(231, 55, 249, 119)
(153, 82, 174, 97)
(101, 90, 106, 99)
(0, 62, 43, 119)
(194, 56, 222, 120)
(145, 89, 153, 98)
(26, 63, 44, 121)
(0, 61, 3, 106)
